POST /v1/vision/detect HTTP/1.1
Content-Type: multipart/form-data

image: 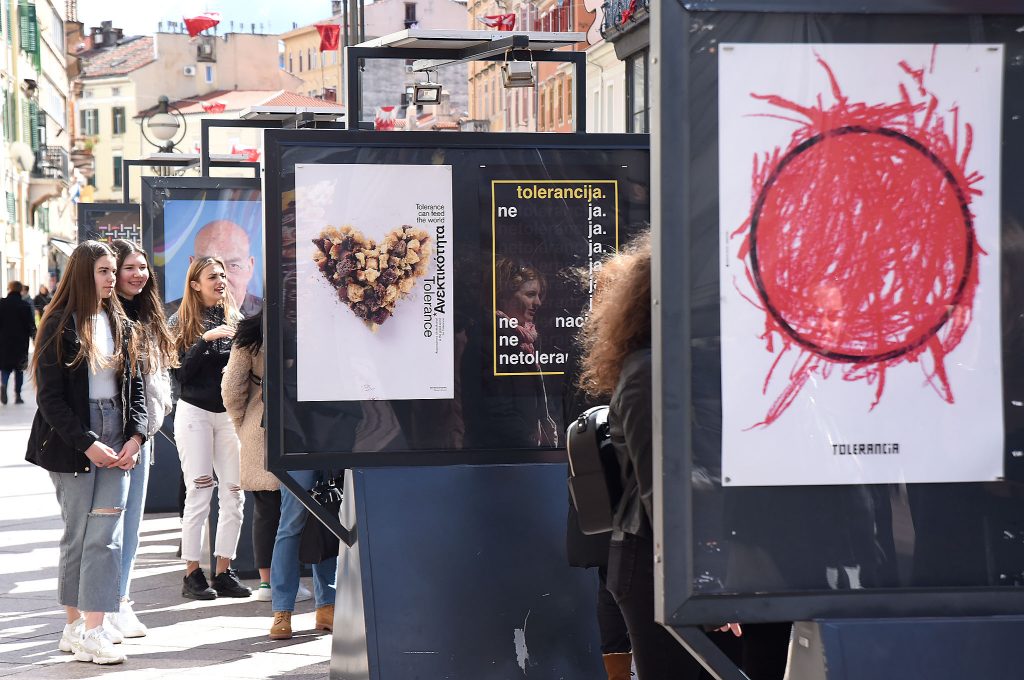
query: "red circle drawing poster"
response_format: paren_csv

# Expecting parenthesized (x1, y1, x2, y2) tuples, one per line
(718, 43, 1004, 486)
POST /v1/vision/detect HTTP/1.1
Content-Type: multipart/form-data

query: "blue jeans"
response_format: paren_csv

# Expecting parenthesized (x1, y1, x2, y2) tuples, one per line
(49, 398, 130, 613)
(270, 470, 337, 612)
(120, 439, 151, 599)
(1, 368, 23, 394)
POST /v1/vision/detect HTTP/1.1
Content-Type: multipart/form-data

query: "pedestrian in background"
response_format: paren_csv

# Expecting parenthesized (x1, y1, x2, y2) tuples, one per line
(25, 240, 148, 665)
(0, 280, 36, 405)
(34, 284, 51, 316)
(106, 239, 176, 638)
(169, 256, 250, 601)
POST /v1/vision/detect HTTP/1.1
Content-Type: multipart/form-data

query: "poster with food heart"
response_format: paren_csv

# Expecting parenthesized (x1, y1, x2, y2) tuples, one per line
(295, 163, 454, 402)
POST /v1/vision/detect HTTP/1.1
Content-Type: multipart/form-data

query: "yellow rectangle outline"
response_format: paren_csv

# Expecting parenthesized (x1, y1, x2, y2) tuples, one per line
(491, 179, 620, 377)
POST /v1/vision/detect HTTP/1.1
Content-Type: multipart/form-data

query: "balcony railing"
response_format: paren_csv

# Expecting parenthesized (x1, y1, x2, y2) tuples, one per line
(600, 0, 649, 39)
(33, 146, 69, 182)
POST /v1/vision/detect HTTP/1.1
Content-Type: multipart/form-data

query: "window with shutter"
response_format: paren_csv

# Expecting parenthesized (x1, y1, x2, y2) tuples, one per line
(28, 101, 39, 152)
(6, 193, 15, 223)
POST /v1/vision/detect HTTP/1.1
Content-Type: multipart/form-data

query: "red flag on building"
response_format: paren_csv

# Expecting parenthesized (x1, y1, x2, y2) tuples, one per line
(184, 12, 221, 37)
(477, 14, 516, 30)
(201, 100, 227, 113)
(230, 145, 261, 162)
(316, 24, 341, 51)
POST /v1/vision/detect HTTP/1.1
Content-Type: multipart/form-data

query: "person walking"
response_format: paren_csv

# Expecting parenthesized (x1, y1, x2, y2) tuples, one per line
(0, 280, 36, 405)
(24, 240, 147, 665)
(106, 240, 176, 638)
(169, 256, 250, 600)
(34, 284, 52, 316)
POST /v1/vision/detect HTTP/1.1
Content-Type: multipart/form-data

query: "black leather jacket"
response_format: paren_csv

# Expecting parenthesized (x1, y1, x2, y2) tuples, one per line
(609, 348, 653, 539)
(169, 305, 231, 413)
(25, 313, 148, 474)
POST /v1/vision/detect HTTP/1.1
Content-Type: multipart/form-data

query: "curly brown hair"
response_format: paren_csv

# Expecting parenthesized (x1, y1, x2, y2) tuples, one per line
(577, 230, 651, 398)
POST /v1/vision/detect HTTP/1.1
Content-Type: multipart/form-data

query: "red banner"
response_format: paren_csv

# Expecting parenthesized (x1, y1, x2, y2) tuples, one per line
(477, 14, 516, 31)
(183, 12, 221, 38)
(316, 24, 341, 52)
(201, 101, 227, 113)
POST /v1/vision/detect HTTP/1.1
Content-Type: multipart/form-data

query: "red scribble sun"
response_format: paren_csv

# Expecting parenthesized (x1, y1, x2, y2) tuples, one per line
(733, 52, 983, 427)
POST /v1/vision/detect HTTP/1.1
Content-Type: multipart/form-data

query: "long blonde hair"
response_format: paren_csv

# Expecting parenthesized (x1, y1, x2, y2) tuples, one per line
(173, 257, 240, 354)
(31, 240, 139, 379)
(577, 231, 652, 398)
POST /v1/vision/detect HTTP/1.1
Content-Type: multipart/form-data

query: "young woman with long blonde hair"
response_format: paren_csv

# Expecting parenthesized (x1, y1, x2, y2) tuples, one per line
(169, 257, 250, 600)
(105, 239, 177, 637)
(25, 240, 148, 665)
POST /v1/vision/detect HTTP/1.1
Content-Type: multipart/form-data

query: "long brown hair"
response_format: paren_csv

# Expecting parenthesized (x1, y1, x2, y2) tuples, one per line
(31, 240, 137, 379)
(111, 239, 179, 369)
(577, 231, 652, 398)
(173, 256, 240, 354)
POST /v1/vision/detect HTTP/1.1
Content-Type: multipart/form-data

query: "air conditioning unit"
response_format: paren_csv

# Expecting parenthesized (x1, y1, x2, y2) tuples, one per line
(183, 65, 197, 76)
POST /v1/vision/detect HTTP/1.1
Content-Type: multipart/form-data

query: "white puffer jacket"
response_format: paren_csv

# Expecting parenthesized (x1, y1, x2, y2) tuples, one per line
(144, 365, 173, 436)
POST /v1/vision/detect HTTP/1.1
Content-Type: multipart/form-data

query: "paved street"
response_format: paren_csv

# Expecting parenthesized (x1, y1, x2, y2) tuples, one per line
(0, 381, 331, 679)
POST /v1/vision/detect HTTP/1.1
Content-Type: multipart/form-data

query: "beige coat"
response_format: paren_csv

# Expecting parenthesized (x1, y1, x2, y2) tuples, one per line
(221, 344, 278, 491)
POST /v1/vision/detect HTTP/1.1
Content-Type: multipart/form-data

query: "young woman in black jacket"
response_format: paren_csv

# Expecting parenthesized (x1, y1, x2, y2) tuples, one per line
(169, 256, 250, 601)
(25, 240, 147, 665)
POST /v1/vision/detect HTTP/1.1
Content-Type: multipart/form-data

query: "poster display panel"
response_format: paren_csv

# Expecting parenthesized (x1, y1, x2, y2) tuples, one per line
(295, 164, 454, 402)
(718, 43, 1004, 486)
(654, 6, 1024, 626)
(262, 132, 649, 467)
(77, 203, 142, 244)
(141, 178, 262, 318)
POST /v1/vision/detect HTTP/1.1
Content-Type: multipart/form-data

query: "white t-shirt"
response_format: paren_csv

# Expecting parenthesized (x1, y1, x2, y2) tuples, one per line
(88, 312, 118, 399)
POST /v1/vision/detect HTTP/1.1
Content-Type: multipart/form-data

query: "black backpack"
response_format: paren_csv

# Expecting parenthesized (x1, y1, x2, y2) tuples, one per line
(566, 405, 624, 535)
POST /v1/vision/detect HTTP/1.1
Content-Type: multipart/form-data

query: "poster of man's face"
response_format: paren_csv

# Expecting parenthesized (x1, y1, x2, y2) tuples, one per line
(159, 196, 263, 317)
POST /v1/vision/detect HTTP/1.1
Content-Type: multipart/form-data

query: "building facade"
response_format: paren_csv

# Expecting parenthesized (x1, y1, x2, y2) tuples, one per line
(280, 0, 470, 128)
(1, 0, 76, 296)
(75, 23, 297, 203)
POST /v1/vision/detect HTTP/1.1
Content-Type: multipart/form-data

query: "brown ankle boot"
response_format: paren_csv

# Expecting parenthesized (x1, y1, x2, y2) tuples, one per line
(315, 604, 334, 632)
(269, 611, 292, 640)
(602, 652, 633, 680)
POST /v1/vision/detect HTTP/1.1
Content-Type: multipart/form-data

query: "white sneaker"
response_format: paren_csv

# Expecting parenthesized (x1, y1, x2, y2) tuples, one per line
(73, 626, 126, 665)
(296, 582, 312, 603)
(255, 583, 273, 602)
(58, 618, 84, 653)
(102, 614, 124, 644)
(108, 600, 147, 638)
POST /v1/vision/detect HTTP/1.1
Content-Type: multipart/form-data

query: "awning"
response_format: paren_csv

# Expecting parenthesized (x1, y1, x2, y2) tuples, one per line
(49, 238, 75, 259)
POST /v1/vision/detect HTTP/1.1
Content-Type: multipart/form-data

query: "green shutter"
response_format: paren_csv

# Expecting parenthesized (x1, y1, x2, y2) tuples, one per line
(18, 1, 38, 71)
(28, 100, 38, 152)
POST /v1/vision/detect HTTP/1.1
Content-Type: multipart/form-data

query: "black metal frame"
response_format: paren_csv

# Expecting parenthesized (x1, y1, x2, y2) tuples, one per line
(262, 129, 648, 473)
(345, 43, 587, 132)
(653, 3, 1024, 676)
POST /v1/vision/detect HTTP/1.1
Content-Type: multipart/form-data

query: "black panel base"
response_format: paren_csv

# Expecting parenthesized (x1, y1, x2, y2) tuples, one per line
(331, 464, 605, 680)
(789, 618, 1024, 680)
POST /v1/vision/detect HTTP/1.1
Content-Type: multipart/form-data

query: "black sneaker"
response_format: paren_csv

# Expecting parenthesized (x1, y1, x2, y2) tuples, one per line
(0, 389, 6, 405)
(182, 568, 217, 600)
(14, 394, 23, 404)
(212, 569, 251, 598)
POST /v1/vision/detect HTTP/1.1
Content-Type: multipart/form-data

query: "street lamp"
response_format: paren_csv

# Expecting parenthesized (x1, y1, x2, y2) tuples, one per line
(140, 95, 187, 152)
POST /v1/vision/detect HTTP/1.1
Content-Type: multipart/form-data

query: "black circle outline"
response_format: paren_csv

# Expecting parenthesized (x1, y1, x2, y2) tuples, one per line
(748, 125, 975, 363)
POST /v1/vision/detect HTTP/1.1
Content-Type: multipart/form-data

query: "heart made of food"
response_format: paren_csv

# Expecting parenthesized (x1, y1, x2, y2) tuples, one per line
(312, 224, 433, 331)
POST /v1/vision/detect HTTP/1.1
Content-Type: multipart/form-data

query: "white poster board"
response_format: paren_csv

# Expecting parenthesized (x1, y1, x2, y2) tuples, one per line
(296, 164, 454, 402)
(718, 43, 1004, 486)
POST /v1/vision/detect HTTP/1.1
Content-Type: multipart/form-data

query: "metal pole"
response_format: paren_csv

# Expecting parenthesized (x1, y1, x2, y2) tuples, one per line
(200, 119, 211, 177)
(572, 51, 586, 132)
(346, 47, 362, 130)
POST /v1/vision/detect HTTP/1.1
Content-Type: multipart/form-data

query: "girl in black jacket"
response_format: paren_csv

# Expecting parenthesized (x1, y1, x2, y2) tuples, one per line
(169, 256, 250, 601)
(25, 240, 147, 665)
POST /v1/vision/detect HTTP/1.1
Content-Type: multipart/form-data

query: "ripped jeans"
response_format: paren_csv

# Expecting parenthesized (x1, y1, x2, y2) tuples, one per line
(49, 398, 130, 613)
(175, 400, 243, 563)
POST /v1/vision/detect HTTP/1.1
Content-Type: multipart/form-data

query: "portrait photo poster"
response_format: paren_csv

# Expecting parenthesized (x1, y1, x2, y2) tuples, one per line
(159, 196, 263, 308)
(718, 43, 1004, 486)
(295, 163, 454, 402)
